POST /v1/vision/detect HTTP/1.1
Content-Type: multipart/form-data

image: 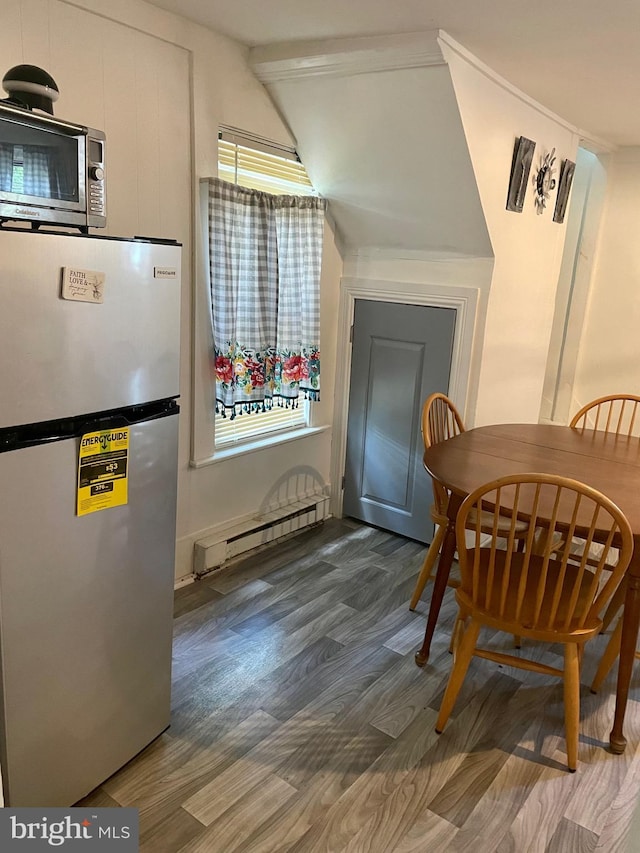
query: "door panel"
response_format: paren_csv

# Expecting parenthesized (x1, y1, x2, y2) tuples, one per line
(361, 337, 424, 508)
(343, 299, 456, 542)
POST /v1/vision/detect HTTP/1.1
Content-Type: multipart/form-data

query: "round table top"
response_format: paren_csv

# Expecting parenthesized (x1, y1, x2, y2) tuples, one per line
(423, 423, 640, 538)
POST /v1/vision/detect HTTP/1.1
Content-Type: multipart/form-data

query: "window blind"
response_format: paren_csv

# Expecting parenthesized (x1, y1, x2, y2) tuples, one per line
(215, 404, 308, 447)
(218, 127, 315, 197)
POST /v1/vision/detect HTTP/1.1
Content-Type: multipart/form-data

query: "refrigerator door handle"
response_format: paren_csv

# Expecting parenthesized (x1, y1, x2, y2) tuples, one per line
(75, 414, 129, 436)
(75, 399, 179, 437)
(1, 399, 179, 454)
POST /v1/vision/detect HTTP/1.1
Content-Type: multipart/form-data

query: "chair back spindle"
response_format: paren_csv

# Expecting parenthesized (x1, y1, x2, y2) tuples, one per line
(456, 474, 633, 638)
(421, 393, 465, 516)
(422, 392, 465, 449)
(570, 394, 640, 437)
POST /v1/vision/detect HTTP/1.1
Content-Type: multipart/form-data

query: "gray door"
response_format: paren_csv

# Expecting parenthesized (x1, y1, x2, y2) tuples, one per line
(343, 299, 456, 542)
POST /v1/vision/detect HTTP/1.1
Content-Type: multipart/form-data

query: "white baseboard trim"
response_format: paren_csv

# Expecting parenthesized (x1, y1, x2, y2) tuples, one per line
(192, 492, 331, 577)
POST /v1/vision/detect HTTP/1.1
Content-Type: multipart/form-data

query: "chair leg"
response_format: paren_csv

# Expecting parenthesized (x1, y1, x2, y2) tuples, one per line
(409, 523, 445, 610)
(435, 617, 481, 733)
(602, 583, 625, 633)
(415, 519, 457, 666)
(513, 545, 523, 648)
(564, 643, 581, 772)
(449, 614, 467, 654)
(591, 618, 623, 693)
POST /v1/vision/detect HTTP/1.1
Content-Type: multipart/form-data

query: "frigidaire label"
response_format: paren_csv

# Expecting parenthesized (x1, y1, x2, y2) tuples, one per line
(153, 266, 177, 279)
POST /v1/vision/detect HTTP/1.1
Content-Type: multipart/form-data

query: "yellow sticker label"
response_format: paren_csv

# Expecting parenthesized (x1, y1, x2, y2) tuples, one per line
(77, 427, 129, 516)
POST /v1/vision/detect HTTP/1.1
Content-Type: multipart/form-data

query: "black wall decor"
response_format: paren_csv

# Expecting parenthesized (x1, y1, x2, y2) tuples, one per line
(533, 148, 557, 214)
(506, 136, 536, 212)
(553, 159, 576, 224)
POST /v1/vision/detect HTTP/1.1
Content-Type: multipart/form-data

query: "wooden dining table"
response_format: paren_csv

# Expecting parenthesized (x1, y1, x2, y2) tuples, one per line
(415, 422, 640, 754)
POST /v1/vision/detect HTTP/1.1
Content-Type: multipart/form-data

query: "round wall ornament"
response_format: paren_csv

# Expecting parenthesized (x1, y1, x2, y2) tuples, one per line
(533, 148, 556, 214)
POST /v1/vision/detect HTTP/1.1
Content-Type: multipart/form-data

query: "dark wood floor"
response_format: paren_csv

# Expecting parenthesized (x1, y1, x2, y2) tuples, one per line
(78, 518, 640, 852)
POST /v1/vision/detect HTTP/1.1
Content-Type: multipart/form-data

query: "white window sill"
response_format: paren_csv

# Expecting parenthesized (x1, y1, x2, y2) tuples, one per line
(190, 424, 330, 468)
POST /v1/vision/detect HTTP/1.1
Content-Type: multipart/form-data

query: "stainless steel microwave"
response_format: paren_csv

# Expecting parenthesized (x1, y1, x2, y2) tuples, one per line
(0, 102, 105, 231)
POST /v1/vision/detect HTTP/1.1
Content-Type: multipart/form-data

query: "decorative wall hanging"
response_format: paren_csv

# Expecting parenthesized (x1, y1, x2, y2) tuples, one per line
(533, 148, 556, 214)
(553, 159, 576, 224)
(506, 136, 536, 212)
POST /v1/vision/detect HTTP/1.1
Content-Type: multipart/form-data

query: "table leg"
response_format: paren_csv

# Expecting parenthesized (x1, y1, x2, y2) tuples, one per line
(415, 510, 458, 667)
(610, 562, 640, 754)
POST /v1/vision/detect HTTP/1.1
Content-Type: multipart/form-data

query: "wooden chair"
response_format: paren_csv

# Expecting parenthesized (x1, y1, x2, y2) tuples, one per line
(570, 394, 640, 436)
(409, 393, 527, 611)
(409, 393, 464, 610)
(434, 473, 633, 772)
(569, 394, 640, 630)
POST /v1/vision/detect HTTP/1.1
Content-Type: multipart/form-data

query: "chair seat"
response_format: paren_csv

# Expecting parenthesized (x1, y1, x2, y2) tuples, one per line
(471, 508, 529, 535)
(455, 549, 602, 638)
(432, 506, 528, 535)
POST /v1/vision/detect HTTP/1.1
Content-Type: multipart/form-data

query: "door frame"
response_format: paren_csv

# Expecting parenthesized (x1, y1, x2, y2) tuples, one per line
(330, 276, 479, 518)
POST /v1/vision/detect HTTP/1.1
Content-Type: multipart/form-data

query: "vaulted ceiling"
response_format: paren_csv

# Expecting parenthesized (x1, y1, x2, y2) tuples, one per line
(144, 0, 640, 147)
(251, 40, 493, 257)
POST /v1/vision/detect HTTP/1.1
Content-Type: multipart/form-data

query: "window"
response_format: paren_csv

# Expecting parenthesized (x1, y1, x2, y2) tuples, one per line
(0, 144, 24, 193)
(213, 127, 321, 449)
(11, 145, 24, 193)
(218, 131, 315, 197)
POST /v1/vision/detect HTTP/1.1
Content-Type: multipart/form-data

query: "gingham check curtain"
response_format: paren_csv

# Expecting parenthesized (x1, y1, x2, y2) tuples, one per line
(0, 143, 12, 192)
(23, 146, 52, 196)
(206, 178, 326, 417)
(0, 144, 53, 195)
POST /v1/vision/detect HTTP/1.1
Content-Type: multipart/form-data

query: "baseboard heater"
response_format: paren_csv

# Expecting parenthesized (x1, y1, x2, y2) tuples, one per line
(193, 493, 330, 576)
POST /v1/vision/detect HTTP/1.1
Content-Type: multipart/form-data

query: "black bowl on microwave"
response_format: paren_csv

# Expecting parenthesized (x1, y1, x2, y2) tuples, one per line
(2, 64, 60, 115)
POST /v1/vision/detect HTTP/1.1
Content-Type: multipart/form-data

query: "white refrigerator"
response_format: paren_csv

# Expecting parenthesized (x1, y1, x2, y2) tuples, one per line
(0, 227, 181, 806)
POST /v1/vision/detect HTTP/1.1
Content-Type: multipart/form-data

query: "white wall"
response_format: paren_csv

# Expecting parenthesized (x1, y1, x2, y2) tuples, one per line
(262, 63, 492, 258)
(572, 147, 640, 404)
(540, 148, 610, 423)
(1, 0, 343, 580)
(442, 37, 580, 426)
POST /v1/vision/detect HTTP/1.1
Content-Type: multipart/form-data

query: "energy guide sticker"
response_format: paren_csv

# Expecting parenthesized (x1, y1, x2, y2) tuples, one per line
(77, 428, 129, 516)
